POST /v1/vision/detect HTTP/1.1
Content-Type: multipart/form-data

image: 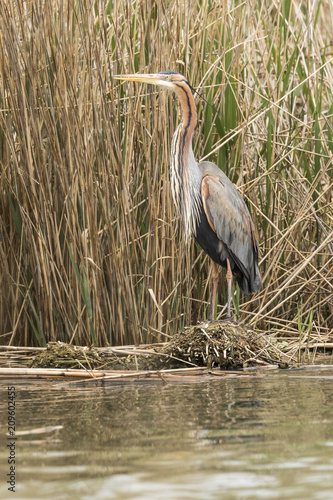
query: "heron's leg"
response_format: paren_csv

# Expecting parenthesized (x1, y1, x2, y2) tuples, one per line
(208, 260, 219, 321)
(226, 258, 232, 320)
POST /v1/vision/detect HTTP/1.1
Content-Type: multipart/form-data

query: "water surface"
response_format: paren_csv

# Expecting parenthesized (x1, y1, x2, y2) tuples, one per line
(1, 368, 333, 500)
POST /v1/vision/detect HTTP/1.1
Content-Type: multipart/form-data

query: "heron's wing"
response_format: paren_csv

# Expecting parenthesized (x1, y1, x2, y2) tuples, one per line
(201, 174, 259, 276)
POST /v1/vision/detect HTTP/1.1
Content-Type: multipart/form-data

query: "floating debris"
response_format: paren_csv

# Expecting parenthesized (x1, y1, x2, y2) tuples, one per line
(4, 322, 299, 373)
(32, 342, 106, 369)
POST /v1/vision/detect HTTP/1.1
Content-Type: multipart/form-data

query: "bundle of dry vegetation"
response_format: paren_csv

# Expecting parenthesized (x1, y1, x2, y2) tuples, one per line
(10, 325, 288, 371)
(0, 0, 332, 348)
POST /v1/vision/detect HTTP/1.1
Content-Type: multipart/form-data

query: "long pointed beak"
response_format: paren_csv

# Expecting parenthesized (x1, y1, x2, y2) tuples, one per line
(113, 73, 171, 88)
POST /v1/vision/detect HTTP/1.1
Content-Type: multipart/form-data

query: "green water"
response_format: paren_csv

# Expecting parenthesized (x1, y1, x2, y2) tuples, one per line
(1, 369, 333, 499)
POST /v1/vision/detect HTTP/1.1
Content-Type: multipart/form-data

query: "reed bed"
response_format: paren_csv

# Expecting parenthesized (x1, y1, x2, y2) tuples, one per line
(0, 0, 332, 346)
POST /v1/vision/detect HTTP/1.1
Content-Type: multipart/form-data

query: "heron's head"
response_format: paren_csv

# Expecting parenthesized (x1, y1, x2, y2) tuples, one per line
(113, 71, 192, 94)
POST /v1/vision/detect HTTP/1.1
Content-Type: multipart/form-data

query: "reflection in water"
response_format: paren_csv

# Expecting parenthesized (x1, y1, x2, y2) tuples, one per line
(1, 370, 333, 499)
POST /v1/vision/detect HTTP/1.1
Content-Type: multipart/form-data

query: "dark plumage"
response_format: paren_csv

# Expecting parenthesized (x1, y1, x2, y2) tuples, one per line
(196, 161, 261, 295)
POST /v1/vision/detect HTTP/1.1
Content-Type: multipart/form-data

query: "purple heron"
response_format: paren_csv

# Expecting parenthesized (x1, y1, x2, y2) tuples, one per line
(114, 71, 261, 320)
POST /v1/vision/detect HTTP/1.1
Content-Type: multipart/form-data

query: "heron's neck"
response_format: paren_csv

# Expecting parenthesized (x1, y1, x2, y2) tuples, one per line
(176, 88, 198, 161)
(170, 87, 201, 238)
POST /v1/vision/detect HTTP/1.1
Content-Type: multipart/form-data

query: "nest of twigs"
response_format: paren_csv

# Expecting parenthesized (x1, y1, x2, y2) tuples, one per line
(29, 322, 287, 371)
(162, 321, 286, 369)
(31, 342, 157, 370)
(31, 342, 107, 369)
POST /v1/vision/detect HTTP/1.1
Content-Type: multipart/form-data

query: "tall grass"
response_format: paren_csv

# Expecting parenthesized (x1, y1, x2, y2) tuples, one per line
(0, 0, 332, 346)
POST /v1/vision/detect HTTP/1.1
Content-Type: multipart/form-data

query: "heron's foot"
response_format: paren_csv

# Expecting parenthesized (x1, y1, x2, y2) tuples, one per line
(221, 316, 239, 324)
(205, 316, 238, 324)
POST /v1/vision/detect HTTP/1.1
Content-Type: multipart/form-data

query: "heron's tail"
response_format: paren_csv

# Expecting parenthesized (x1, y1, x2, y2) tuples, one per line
(233, 257, 261, 295)
(250, 262, 262, 293)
